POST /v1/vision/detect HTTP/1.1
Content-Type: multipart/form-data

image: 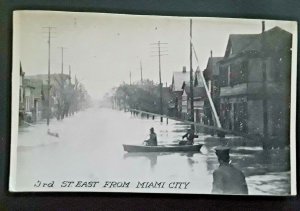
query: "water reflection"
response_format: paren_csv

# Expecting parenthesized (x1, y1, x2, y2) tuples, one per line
(204, 137, 290, 178)
(123, 151, 202, 171)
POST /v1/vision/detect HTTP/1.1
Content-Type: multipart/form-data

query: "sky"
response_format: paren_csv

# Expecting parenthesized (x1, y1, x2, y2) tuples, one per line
(14, 11, 297, 99)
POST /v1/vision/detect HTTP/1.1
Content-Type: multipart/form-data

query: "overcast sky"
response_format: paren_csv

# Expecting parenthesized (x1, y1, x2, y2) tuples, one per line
(14, 11, 296, 99)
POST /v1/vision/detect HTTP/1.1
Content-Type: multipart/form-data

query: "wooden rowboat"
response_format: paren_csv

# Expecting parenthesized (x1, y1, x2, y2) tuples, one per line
(123, 144, 202, 153)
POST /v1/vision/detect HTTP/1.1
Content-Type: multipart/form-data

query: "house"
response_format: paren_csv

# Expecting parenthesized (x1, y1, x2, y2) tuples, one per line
(218, 25, 292, 142)
(203, 53, 223, 126)
(181, 68, 207, 123)
(194, 69, 208, 123)
(26, 73, 74, 119)
(171, 66, 190, 117)
(181, 82, 207, 122)
(23, 78, 44, 122)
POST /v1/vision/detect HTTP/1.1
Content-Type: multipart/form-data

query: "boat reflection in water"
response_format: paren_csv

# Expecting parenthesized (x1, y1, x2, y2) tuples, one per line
(123, 150, 203, 170)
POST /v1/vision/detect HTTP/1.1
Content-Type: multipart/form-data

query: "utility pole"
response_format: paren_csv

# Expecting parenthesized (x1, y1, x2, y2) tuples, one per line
(140, 60, 143, 83)
(43, 26, 56, 126)
(190, 19, 194, 126)
(191, 34, 222, 129)
(261, 21, 268, 148)
(158, 41, 163, 122)
(130, 71, 132, 85)
(58, 46, 67, 76)
(60, 47, 64, 74)
(58, 46, 67, 120)
(150, 41, 168, 122)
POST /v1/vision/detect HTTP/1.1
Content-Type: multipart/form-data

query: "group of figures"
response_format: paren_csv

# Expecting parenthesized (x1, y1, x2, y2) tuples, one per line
(143, 127, 248, 195)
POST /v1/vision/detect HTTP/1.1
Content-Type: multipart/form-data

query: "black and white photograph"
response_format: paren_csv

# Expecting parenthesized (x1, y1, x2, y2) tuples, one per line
(10, 10, 297, 195)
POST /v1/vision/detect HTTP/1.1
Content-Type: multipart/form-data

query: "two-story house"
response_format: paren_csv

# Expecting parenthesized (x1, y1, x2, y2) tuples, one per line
(218, 25, 292, 142)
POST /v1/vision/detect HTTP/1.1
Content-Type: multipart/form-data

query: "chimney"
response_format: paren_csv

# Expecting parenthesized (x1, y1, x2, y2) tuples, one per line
(210, 50, 213, 58)
(262, 21, 265, 33)
(183, 66, 186, 73)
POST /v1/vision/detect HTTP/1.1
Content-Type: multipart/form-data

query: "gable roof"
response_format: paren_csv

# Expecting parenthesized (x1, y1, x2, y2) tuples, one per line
(194, 70, 205, 87)
(23, 78, 45, 98)
(225, 34, 258, 58)
(203, 57, 223, 79)
(26, 73, 70, 85)
(222, 26, 292, 62)
(172, 71, 190, 92)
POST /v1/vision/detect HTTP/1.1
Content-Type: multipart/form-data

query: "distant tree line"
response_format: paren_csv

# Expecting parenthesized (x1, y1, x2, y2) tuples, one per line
(113, 80, 169, 114)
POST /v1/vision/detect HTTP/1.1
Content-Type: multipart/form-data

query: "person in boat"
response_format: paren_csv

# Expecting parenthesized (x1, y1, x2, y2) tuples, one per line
(180, 128, 198, 145)
(144, 127, 158, 146)
(212, 146, 248, 195)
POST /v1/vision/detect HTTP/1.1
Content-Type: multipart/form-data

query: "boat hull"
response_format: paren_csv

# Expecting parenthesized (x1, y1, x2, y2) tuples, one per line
(123, 144, 202, 153)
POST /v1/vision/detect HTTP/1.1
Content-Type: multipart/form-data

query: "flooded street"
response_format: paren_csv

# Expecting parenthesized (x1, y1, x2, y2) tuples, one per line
(15, 107, 290, 195)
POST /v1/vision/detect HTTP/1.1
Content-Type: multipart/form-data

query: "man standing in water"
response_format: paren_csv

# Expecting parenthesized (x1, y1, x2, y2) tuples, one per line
(144, 127, 157, 146)
(212, 146, 248, 195)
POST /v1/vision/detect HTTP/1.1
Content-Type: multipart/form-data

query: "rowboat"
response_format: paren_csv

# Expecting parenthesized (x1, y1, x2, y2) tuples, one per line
(123, 144, 202, 153)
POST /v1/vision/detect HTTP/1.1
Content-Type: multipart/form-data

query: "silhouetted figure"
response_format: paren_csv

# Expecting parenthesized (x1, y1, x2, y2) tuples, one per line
(144, 127, 157, 146)
(180, 128, 198, 145)
(212, 146, 248, 195)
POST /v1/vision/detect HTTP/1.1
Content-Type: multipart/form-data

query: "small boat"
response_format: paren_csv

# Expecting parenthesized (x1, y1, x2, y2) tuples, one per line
(123, 144, 202, 153)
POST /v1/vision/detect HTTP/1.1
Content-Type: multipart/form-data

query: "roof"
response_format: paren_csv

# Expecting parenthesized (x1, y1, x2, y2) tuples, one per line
(23, 79, 35, 89)
(26, 74, 72, 93)
(183, 84, 206, 99)
(26, 73, 71, 85)
(222, 26, 292, 63)
(23, 78, 45, 98)
(203, 57, 223, 79)
(172, 71, 190, 92)
(194, 71, 205, 87)
(225, 34, 259, 58)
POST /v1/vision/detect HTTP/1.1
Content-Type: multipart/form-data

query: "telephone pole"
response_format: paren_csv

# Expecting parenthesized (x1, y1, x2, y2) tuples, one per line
(59, 47, 66, 74)
(151, 41, 168, 122)
(190, 19, 194, 126)
(43, 26, 56, 126)
(130, 71, 132, 85)
(140, 60, 143, 83)
(261, 21, 269, 148)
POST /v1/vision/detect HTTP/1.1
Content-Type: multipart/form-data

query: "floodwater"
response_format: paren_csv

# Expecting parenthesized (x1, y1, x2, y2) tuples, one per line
(14, 107, 291, 195)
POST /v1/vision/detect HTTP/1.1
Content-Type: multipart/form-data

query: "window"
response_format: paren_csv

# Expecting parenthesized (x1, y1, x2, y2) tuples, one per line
(219, 65, 229, 87)
(241, 61, 248, 83)
(229, 61, 248, 86)
(272, 54, 291, 82)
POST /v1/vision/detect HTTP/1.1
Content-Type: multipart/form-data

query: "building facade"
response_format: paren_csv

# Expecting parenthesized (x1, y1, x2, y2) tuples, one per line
(171, 66, 190, 118)
(218, 26, 292, 143)
(203, 55, 223, 126)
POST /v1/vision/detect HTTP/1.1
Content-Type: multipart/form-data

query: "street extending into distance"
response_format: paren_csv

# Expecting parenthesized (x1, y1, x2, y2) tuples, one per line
(16, 107, 290, 195)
